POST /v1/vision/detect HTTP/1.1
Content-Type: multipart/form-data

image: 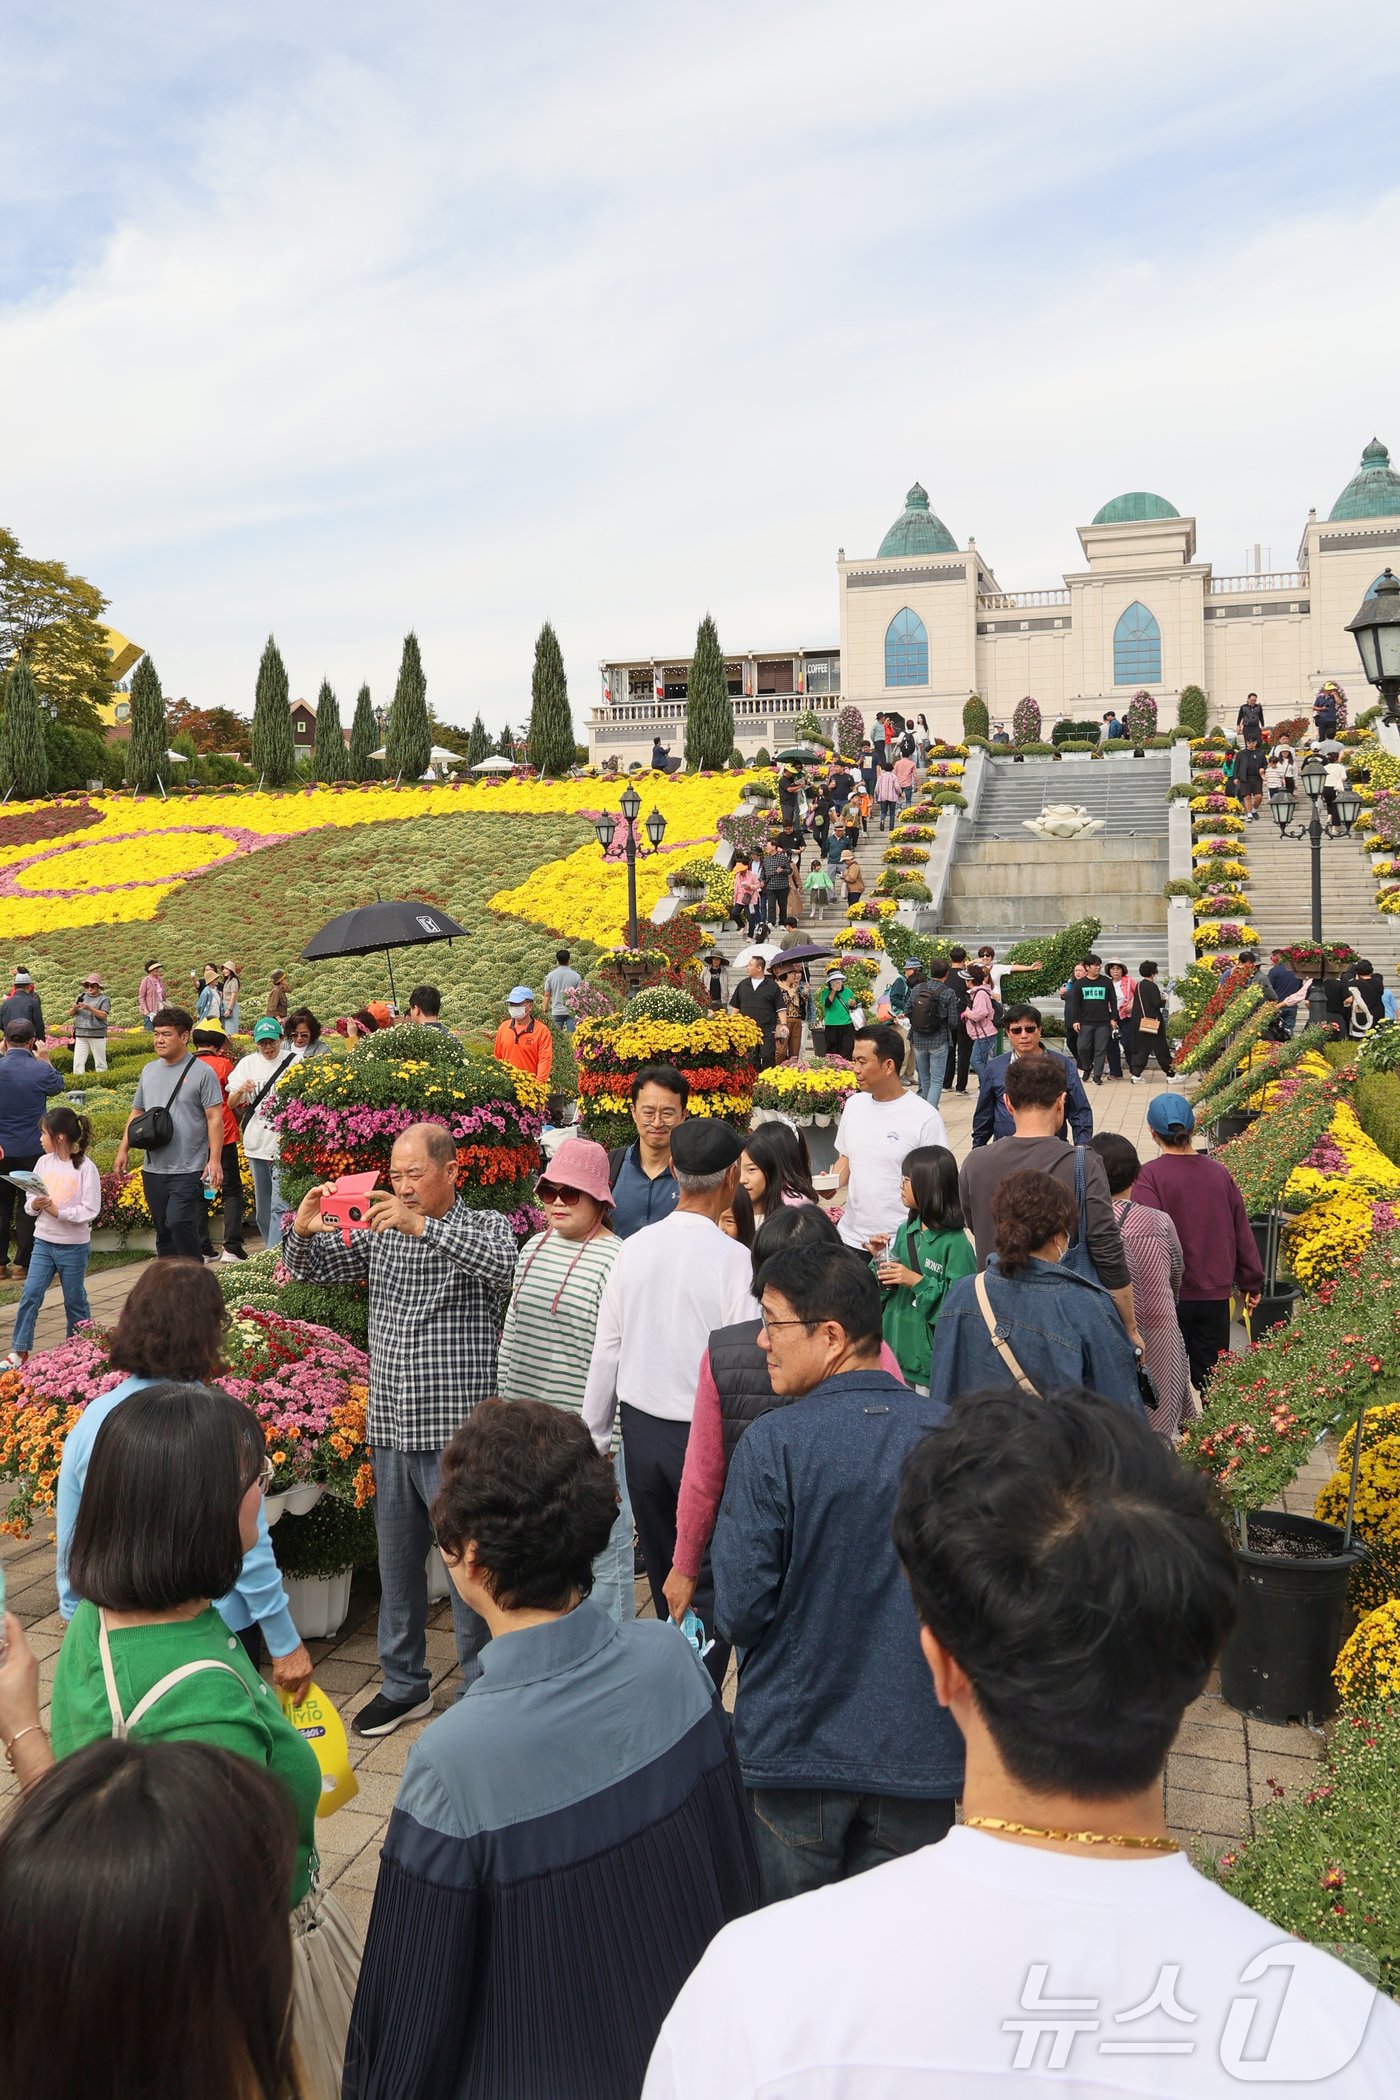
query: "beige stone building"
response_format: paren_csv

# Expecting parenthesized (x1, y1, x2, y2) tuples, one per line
(588, 440, 1400, 762)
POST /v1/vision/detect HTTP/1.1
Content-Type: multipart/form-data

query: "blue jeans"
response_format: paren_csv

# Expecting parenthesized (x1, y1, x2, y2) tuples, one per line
(12, 1239, 91, 1353)
(748, 1787, 956, 1904)
(249, 1157, 289, 1249)
(554, 1014, 576, 1035)
(969, 1035, 995, 1081)
(590, 1451, 635, 1624)
(912, 1032, 949, 1108)
(372, 1444, 489, 1703)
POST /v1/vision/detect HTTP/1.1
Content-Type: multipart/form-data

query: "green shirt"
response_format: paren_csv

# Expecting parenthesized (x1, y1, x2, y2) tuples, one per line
(818, 986, 857, 1027)
(879, 1220, 977, 1386)
(52, 1602, 321, 1906)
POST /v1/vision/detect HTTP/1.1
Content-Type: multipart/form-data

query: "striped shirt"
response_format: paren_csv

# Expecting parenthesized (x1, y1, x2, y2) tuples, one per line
(497, 1229, 622, 1452)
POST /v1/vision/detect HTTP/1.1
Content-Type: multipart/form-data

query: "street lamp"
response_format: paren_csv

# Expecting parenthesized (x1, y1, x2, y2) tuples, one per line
(595, 784, 667, 950)
(1346, 568, 1400, 725)
(1268, 757, 1360, 1024)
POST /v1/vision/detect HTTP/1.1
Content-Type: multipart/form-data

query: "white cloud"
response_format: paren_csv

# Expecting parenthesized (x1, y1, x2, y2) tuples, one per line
(1, 0, 1397, 722)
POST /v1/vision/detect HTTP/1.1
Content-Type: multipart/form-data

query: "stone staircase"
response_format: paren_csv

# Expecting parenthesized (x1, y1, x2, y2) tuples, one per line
(937, 756, 1171, 962)
(1240, 817, 1400, 980)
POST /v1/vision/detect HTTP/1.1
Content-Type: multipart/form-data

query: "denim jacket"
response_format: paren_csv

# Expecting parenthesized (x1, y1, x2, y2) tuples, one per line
(927, 1255, 1143, 1413)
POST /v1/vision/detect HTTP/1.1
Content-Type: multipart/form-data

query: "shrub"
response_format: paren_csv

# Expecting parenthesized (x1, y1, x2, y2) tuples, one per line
(624, 985, 705, 1024)
(1011, 694, 1042, 746)
(1124, 689, 1157, 742)
(728, 747, 744, 768)
(753, 747, 771, 767)
(996, 918, 1103, 1003)
(1050, 717, 1102, 745)
(875, 872, 932, 900)
(272, 1494, 379, 1578)
(1356, 1069, 1400, 1168)
(1177, 684, 1208, 734)
(962, 694, 989, 740)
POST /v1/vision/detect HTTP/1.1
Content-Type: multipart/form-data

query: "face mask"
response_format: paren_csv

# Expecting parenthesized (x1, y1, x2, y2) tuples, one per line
(508, 1005, 528, 1020)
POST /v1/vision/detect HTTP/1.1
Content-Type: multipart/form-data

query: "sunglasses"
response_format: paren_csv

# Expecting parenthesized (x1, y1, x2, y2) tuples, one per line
(537, 1182, 585, 1205)
(1007, 1024, 1039, 1035)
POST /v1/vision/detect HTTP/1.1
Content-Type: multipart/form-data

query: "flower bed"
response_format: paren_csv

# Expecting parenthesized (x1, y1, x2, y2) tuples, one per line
(574, 1003, 762, 1150)
(1176, 978, 1264, 1073)
(0, 1310, 371, 1538)
(271, 1022, 545, 1234)
(1316, 1406, 1400, 1617)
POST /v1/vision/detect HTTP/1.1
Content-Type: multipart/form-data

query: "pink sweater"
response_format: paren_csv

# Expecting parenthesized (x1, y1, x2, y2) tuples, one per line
(673, 1337, 905, 1579)
(24, 1152, 101, 1244)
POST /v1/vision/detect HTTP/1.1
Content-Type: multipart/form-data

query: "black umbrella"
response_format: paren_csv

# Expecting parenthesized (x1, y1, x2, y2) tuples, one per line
(772, 943, 834, 965)
(300, 897, 466, 1008)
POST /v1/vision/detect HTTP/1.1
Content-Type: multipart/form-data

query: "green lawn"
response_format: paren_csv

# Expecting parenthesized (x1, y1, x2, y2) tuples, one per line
(21, 812, 599, 1037)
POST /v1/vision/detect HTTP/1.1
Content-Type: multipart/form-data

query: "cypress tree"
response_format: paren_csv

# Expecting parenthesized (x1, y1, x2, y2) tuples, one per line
(526, 620, 576, 776)
(684, 613, 734, 770)
(497, 720, 516, 760)
(0, 659, 49, 800)
(465, 712, 492, 766)
(347, 685, 379, 780)
(385, 631, 431, 780)
(312, 677, 348, 782)
(126, 654, 168, 792)
(252, 635, 295, 786)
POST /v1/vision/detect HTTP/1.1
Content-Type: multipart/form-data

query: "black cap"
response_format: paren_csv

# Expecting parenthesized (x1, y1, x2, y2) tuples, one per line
(670, 1119, 744, 1176)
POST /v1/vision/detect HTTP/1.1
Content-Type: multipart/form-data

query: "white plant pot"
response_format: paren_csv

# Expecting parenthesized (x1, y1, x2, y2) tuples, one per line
(284, 1568, 353, 1641)
(814, 1112, 832, 1128)
(794, 1113, 814, 1128)
(283, 1482, 325, 1518)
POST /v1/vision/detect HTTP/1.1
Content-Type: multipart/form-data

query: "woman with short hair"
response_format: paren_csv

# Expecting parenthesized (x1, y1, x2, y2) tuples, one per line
(0, 1738, 301, 2100)
(344, 1398, 758, 2100)
(928, 1169, 1141, 1410)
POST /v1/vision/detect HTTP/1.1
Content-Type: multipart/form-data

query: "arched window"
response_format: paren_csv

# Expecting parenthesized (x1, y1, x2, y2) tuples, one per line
(1113, 601, 1161, 685)
(885, 607, 928, 688)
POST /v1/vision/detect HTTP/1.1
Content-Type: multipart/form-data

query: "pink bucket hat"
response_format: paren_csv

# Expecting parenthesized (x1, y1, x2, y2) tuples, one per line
(538, 1136, 615, 1210)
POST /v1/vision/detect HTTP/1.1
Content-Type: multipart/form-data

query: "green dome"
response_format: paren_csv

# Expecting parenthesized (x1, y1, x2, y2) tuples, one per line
(1091, 490, 1180, 525)
(878, 481, 957, 558)
(1328, 438, 1400, 522)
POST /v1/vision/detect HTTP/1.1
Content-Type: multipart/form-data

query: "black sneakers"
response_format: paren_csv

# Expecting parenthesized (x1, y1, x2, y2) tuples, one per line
(353, 1691, 435, 1738)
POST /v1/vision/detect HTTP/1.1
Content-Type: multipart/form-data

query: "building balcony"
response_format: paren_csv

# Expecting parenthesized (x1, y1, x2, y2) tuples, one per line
(977, 588, 1071, 611)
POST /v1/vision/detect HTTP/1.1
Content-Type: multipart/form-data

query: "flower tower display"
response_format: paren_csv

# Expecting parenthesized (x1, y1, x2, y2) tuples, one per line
(1011, 694, 1041, 746)
(271, 1023, 546, 1236)
(1124, 689, 1157, 742)
(574, 987, 762, 1150)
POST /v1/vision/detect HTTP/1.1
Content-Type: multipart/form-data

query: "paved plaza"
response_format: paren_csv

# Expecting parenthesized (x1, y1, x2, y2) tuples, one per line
(0, 1068, 1330, 1931)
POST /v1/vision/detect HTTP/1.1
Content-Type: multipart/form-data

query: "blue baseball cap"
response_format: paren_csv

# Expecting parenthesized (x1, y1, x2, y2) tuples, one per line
(1146, 1091, 1195, 1138)
(508, 986, 536, 1004)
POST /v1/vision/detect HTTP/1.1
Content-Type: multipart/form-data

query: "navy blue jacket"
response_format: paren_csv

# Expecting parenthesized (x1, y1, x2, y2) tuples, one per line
(971, 1046, 1093, 1147)
(0, 1046, 63, 1158)
(712, 1367, 964, 1800)
(927, 1255, 1143, 1414)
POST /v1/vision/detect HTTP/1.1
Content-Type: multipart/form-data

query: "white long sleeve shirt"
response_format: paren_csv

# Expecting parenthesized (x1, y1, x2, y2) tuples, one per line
(582, 1210, 755, 1451)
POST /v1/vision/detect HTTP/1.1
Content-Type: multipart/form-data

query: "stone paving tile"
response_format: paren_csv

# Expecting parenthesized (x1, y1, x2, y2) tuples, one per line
(1165, 1751, 1250, 1801)
(1165, 1787, 1252, 1839)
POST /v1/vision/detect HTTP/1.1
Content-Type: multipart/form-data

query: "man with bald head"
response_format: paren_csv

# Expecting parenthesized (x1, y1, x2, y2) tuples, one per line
(284, 1121, 517, 1735)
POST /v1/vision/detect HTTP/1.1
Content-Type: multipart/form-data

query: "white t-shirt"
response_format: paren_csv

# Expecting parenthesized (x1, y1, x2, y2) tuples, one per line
(227, 1048, 297, 1162)
(835, 1089, 947, 1247)
(643, 1827, 1400, 2099)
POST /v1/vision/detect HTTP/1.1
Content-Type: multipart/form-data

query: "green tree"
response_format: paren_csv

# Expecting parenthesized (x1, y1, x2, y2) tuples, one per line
(0, 659, 50, 799)
(526, 620, 576, 776)
(385, 631, 431, 780)
(42, 719, 112, 792)
(963, 693, 990, 740)
(312, 678, 348, 782)
(347, 685, 379, 780)
(1178, 684, 1208, 735)
(465, 712, 492, 765)
(0, 528, 113, 733)
(252, 636, 295, 786)
(684, 614, 734, 770)
(126, 654, 168, 792)
(497, 720, 517, 759)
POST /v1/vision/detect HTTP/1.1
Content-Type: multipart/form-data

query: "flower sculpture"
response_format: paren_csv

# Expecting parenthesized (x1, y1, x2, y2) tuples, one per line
(1021, 804, 1105, 841)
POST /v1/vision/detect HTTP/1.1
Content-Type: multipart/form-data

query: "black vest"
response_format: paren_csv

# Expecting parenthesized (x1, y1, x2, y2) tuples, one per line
(710, 1316, 798, 1464)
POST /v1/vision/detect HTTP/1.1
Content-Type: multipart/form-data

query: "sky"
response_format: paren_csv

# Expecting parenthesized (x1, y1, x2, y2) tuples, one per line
(2, 0, 1399, 731)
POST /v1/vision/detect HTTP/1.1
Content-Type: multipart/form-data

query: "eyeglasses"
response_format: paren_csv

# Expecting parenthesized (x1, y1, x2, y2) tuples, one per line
(637, 1108, 683, 1125)
(758, 1313, 818, 1334)
(537, 1182, 585, 1205)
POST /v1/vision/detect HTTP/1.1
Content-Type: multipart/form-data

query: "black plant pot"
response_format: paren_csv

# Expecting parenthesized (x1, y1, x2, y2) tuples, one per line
(1219, 1512, 1365, 1723)
(1249, 1213, 1273, 1272)
(1211, 1111, 1256, 1145)
(1250, 1283, 1300, 1338)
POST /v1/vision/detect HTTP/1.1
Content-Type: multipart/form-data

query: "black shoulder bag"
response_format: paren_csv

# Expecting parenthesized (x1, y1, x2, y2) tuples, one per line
(235, 1054, 294, 1131)
(127, 1055, 197, 1154)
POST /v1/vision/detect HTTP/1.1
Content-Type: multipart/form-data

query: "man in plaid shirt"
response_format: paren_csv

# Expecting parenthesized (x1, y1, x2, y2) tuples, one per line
(284, 1120, 516, 1736)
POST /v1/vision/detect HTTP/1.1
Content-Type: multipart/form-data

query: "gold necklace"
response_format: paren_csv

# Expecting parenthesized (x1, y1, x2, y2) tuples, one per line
(965, 1816, 1178, 1853)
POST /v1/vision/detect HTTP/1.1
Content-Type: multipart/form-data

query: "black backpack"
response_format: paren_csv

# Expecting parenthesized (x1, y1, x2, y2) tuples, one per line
(909, 981, 955, 1035)
(899, 730, 916, 759)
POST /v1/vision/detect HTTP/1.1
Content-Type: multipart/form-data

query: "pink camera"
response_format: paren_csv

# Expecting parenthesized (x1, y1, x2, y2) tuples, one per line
(318, 1171, 380, 1244)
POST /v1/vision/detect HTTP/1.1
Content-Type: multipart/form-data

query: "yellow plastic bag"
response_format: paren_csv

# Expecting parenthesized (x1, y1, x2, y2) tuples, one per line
(280, 1682, 359, 1818)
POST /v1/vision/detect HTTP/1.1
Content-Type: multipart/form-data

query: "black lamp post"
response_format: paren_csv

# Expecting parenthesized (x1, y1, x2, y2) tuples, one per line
(593, 783, 667, 951)
(1346, 568, 1400, 725)
(1268, 757, 1362, 1024)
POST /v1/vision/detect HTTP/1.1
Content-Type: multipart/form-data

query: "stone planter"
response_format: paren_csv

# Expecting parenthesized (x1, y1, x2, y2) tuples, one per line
(284, 1568, 353, 1642)
(668, 882, 706, 904)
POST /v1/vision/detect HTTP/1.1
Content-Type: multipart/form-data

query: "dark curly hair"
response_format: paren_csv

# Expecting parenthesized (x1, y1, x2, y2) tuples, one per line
(431, 1399, 619, 1611)
(990, 1169, 1077, 1276)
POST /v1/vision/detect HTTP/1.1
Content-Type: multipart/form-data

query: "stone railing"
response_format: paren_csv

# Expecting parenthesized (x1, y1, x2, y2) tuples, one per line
(1206, 571, 1306, 595)
(976, 588, 1071, 611)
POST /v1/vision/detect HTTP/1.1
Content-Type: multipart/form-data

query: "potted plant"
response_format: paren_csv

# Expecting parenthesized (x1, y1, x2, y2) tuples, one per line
(272, 1494, 379, 1641)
